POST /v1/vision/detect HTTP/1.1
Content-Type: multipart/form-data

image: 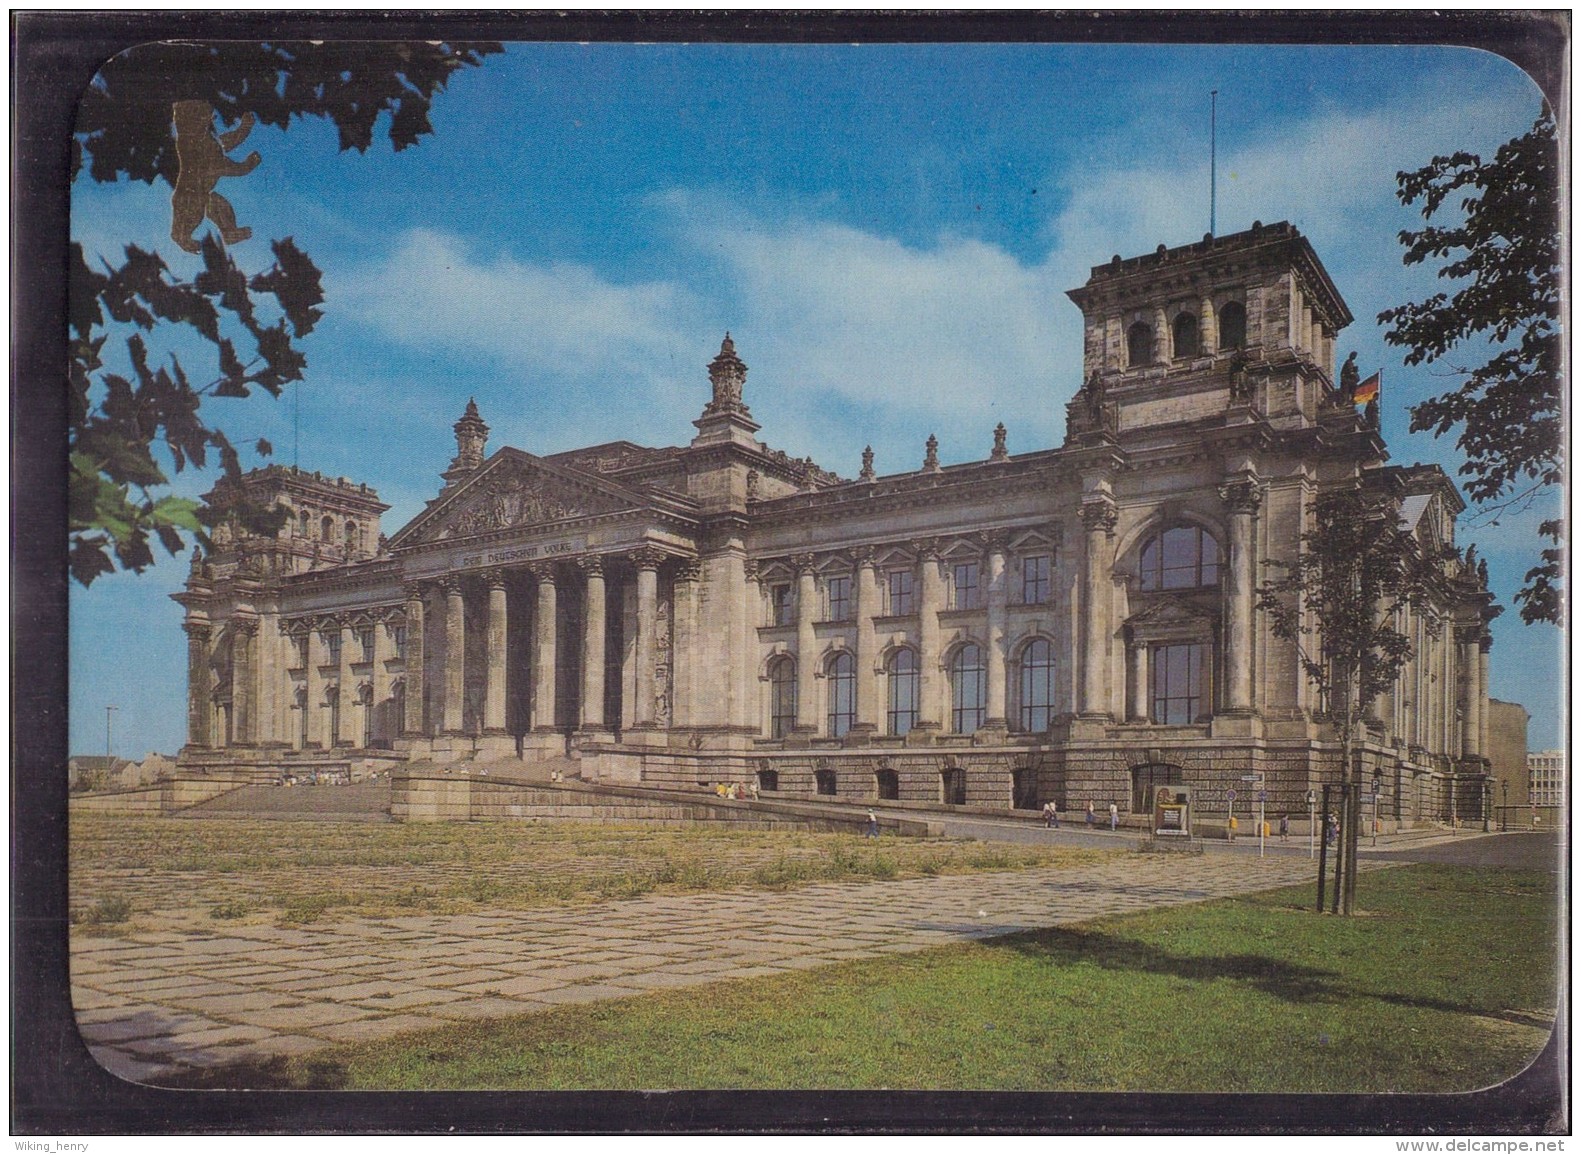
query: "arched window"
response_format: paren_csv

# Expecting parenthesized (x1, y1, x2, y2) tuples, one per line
(297, 509, 310, 539)
(768, 657, 796, 739)
(392, 680, 407, 737)
(1012, 765, 1040, 811)
(1138, 526, 1221, 591)
(1019, 638, 1057, 732)
(345, 521, 359, 553)
(756, 766, 779, 793)
(1172, 312, 1200, 358)
(941, 764, 967, 806)
(1127, 321, 1154, 367)
(321, 515, 335, 543)
(1218, 301, 1247, 350)
(358, 682, 374, 747)
(827, 652, 855, 738)
(887, 649, 919, 737)
(950, 644, 986, 735)
(815, 764, 838, 796)
(876, 766, 900, 801)
(296, 686, 308, 748)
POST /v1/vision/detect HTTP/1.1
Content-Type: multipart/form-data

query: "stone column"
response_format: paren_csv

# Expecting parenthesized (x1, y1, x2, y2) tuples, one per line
(483, 570, 508, 735)
(580, 556, 606, 730)
(1220, 476, 1261, 713)
(1079, 498, 1118, 717)
(984, 534, 1009, 727)
(670, 558, 700, 729)
(529, 563, 558, 733)
(304, 622, 324, 749)
(793, 553, 819, 731)
(402, 584, 427, 735)
(371, 610, 390, 745)
(916, 540, 943, 727)
(1128, 638, 1150, 722)
(232, 617, 257, 745)
(853, 548, 879, 731)
(1200, 296, 1217, 354)
(1478, 642, 1491, 758)
(631, 549, 662, 728)
(336, 614, 355, 746)
(184, 621, 211, 747)
(441, 578, 466, 735)
(1458, 627, 1482, 759)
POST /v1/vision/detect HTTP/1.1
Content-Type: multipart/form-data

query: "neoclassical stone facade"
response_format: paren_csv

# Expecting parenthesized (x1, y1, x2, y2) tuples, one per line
(176, 222, 1497, 825)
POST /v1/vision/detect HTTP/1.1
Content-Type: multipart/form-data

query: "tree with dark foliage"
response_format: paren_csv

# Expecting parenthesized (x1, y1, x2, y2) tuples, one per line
(70, 40, 501, 586)
(1378, 113, 1563, 626)
(1257, 487, 1448, 916)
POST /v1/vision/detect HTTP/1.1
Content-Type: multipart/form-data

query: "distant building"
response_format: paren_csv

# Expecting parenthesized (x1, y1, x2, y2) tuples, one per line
(68, 753, 177, 792)
(1528, 749, 1565, 808)
(1487, 700, 1530, 813)
(67, 756, 133, 792)
(175, 222, 1499, 823)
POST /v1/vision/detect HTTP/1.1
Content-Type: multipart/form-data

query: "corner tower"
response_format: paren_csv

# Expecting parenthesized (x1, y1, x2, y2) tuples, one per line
(1063, 221, 1354, 444)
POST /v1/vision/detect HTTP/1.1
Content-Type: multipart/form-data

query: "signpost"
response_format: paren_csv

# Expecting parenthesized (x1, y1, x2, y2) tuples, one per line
(1306, 789, 1317, 860)
(1239, 774, 1266, 857)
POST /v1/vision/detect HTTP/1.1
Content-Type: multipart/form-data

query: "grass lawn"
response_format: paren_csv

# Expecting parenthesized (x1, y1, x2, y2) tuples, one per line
(162, 863, 1559, 1093)
(69, 814, 1103, 929)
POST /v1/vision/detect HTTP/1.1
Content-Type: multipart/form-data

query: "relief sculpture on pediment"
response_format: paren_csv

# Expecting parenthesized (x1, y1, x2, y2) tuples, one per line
(445, 474, 587, 538)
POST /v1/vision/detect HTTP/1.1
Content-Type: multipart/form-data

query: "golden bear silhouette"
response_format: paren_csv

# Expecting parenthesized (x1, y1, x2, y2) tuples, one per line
(170, 100, 260, 254)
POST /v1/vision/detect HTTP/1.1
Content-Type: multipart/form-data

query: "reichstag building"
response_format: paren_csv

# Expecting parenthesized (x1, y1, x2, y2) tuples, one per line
(175, 222, 1497, 825)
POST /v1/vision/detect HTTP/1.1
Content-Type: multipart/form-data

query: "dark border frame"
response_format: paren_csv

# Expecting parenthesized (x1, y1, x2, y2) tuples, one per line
(12, 9, 1568, 1135)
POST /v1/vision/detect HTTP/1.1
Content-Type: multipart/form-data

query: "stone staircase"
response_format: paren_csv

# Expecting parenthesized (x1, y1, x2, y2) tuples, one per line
(177, 778, 394, 821)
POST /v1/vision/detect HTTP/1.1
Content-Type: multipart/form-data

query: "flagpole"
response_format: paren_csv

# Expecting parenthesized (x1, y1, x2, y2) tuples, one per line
(1210, 89, 1218, 238)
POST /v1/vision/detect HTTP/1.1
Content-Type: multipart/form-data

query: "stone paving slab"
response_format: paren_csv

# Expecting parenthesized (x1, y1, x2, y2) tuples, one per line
(72, 853, 1321, 1084)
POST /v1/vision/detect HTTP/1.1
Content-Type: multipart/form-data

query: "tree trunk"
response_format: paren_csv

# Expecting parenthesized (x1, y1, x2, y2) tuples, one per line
(1341, 704, 1359, 916)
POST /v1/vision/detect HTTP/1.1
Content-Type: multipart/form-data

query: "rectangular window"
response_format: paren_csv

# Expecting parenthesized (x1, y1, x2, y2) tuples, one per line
(826, 574, 852, 622)
(770, 584, 794, 627)
(887, 569, 915, 615)
(358, 627, 374, 661)
(1150, 643, 1204, 725)
(293, 635, 308, 668)
(1022, 554, 1051, 605)
(952, 561, 980, 610)
(325, 631, 342, 663)
(392, 624, 408, 661)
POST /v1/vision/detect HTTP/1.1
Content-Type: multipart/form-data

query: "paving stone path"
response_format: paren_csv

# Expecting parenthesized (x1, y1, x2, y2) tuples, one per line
(73, 853, 1319, 1083)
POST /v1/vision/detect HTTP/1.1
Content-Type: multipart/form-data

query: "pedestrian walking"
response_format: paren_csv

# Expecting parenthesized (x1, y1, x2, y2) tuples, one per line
(865, 809, 879, 838)
(1108, 802, 1119, 831)
(1086, 800, 1096, 828)
(1042, 801, 1060, 829)
(749, 781, 760, 802)
(1279, 813, 1290, 841)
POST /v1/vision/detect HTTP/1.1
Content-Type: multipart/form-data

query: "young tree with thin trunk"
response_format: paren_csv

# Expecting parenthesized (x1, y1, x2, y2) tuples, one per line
(1256, 487, 1448, 915)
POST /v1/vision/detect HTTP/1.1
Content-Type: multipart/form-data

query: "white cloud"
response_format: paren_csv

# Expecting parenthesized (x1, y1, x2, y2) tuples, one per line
(691, 213, 1065, 424)
(337, 228, 702, 386)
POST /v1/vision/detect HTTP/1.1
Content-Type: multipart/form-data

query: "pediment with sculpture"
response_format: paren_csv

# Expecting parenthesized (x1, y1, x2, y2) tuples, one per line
(396, 453, 641, 546)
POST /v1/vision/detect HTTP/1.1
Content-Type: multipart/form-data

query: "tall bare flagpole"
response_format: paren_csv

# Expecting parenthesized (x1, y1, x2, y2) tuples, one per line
(1210, 89, 1218, 237)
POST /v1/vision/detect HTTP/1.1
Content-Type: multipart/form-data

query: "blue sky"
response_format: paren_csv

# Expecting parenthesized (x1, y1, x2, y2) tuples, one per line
(69, 39, 1563, 758)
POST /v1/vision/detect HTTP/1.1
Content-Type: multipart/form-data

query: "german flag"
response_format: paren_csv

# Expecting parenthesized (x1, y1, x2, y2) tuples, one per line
(1352, 371, 1380, 406)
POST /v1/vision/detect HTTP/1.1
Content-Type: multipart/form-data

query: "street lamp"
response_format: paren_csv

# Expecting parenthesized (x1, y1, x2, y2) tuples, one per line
(1501, 779, 1508, 832)
(105, 704, 118, 762)
(1371, 773, 1382, 847)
